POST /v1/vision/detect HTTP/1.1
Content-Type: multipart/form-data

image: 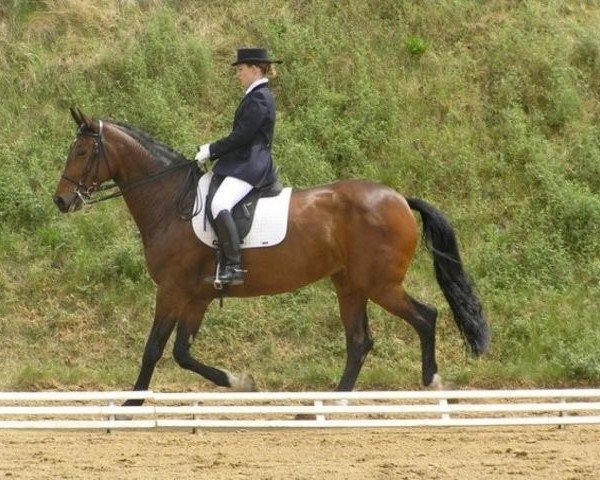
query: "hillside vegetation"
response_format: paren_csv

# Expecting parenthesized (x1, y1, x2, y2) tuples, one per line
(0, 0, 599, 391)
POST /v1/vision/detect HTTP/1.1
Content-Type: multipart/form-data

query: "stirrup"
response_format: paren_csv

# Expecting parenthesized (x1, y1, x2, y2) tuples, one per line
(212, 263, 245, 289)
(218, 265, 246, 286)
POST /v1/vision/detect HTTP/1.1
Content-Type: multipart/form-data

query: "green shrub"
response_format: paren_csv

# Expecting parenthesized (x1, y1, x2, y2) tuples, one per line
(405, 36, 428, 56)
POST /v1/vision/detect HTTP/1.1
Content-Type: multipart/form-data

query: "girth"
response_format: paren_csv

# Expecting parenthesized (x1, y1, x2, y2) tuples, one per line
(205, 174, 283, 242)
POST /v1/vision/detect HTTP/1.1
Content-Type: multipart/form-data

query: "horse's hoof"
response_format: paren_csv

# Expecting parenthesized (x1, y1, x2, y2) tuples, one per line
(426, 373, 457, 391)
(426, 374, 459, 403)
(237, 372, 257, 392)
(425, 373, 443, 390)
(226, 371, 257, 392)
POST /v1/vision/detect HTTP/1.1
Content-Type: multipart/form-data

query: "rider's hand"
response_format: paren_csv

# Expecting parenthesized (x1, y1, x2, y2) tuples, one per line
(195, 144, 210, 165)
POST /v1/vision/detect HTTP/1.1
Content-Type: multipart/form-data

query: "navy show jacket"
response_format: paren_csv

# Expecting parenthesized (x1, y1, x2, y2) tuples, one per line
(209, 82, 278, 187)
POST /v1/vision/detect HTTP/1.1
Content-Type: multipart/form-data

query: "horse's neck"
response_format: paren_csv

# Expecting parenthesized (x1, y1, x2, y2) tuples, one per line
(108, 126, 182, 243)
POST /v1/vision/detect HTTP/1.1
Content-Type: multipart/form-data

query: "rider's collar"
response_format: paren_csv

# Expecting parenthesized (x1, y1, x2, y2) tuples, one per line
(245, 78, 269, 96)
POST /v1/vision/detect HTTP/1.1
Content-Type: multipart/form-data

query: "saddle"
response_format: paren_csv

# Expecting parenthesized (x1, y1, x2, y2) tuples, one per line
(205, 174, 283, 241)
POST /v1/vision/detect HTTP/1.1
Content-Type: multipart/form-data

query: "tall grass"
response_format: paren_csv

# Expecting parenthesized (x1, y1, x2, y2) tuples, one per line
(0, 0, 598, 391)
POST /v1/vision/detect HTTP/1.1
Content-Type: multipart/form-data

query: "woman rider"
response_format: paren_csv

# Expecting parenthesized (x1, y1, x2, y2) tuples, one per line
(195, 48, 281, 286)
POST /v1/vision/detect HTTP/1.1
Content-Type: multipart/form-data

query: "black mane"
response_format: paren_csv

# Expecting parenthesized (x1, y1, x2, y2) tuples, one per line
(113, 122, 189, 165)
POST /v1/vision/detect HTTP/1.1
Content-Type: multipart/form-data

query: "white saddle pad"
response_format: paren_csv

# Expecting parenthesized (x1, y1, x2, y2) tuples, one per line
(192, 171, 293, 249)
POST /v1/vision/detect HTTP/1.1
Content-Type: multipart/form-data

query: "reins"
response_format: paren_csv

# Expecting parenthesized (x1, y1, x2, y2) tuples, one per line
(85, 160, 197, 206)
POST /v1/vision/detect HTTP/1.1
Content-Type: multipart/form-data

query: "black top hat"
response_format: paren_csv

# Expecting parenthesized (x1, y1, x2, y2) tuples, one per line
(232, 48, 282, 66)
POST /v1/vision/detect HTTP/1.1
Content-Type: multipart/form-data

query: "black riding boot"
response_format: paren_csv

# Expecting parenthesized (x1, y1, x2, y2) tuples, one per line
(213, 210, 245, 286)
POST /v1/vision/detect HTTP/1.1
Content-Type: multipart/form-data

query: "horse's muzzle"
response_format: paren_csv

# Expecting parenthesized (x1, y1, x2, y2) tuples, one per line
(53, 193, 80, 213)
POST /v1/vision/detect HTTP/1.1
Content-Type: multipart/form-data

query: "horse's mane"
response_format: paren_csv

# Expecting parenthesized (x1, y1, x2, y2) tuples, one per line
(113, 121, 189, 165)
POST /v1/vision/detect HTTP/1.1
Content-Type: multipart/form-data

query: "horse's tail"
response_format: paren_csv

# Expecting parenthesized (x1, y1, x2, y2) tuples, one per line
(406, 197, 490, 356)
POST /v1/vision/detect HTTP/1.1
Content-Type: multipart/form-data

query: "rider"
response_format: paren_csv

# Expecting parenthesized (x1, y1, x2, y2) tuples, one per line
(195, 48, 281, 286)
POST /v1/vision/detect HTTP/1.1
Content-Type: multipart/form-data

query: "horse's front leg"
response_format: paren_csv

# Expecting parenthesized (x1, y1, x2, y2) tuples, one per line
(123, 288, 178, 406)
(172, 299, 256, 391)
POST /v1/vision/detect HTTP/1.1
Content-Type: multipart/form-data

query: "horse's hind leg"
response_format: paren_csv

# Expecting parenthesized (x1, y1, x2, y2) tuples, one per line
(370, 285, 442, 388)
(172, 299, 256, 391)
(332, 273, 373, 392)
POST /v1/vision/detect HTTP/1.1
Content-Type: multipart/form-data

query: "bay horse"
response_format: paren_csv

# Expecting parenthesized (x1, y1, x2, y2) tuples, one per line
(54, 109, 489, 405)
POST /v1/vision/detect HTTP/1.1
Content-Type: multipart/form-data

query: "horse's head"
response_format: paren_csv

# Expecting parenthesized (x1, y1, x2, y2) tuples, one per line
(53, 108, 113, 213)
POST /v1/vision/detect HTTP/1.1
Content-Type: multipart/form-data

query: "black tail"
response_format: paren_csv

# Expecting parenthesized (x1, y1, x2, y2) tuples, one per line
(406, 197, 490, 356)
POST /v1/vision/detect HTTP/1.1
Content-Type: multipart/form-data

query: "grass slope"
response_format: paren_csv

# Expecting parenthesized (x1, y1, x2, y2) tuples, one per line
(0, 0, 598, 391)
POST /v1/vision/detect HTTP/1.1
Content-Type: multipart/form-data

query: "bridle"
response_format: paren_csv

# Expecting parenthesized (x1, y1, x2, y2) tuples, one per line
(61, 120, 198, 207)
(61, 120, 120, 205)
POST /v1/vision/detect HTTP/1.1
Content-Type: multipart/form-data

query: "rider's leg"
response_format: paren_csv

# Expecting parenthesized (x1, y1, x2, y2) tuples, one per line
(210, 176, 254, 219)
(211, 176, 253, 285)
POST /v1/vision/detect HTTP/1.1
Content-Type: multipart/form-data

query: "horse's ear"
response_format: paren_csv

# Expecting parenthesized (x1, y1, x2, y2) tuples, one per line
(70, 107, 83, 127)
(77, 108, 94, 131)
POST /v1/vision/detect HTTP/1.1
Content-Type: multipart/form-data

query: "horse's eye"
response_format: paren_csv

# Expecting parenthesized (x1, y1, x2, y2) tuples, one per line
(76, 149, 87, 156)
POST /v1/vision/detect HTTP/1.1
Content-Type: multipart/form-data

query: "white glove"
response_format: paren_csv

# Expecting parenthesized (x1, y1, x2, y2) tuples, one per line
(195, 144, 211, 165)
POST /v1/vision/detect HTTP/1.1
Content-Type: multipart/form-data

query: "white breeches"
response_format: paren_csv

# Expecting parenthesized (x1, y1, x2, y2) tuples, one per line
(211, 176, 254, 218)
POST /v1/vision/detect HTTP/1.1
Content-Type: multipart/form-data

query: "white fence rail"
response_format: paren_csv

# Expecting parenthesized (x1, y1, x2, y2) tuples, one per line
(1, 389, 600, 430)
